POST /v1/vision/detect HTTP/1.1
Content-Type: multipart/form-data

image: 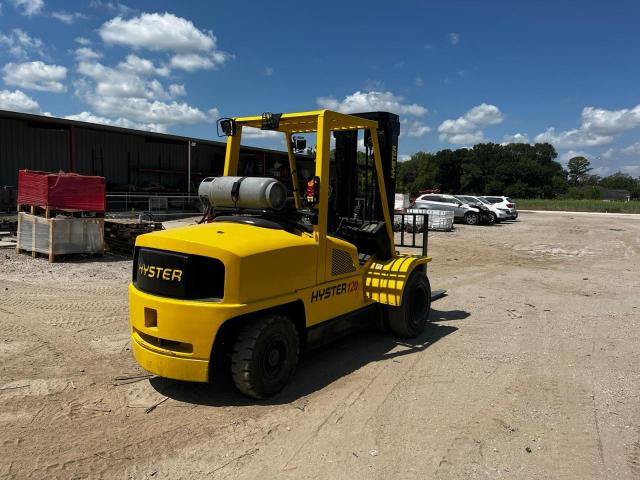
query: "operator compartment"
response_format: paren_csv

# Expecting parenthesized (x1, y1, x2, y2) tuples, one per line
(133, 247, 225, 301)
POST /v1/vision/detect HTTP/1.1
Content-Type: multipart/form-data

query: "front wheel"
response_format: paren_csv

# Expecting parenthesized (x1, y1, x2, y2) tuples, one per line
(231, 315, 299, 399)
(388, 271, 431, 337)
(464, 212, 480, 225)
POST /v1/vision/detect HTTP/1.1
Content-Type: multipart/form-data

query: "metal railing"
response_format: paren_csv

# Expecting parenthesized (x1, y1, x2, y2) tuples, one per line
(394, 212, 429, 256)
(106, 193, 201, 214)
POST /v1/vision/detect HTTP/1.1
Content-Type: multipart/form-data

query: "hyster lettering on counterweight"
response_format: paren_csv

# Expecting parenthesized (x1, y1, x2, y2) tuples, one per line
(311, 281, 358, 303)
(138, 264, 183, 282)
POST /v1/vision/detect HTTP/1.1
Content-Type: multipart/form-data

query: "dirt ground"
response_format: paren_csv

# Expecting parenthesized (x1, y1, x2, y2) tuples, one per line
(1, 211, 639, 479)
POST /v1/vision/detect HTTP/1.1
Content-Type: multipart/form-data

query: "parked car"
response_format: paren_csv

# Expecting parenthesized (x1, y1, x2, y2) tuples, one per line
(455, 195, 508, 223)
(480, 196, 518, 219)
(413, 193, 483, 225)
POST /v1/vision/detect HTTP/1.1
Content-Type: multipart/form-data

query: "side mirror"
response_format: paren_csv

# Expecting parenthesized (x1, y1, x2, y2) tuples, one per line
(292, 136, 307, 153)
(217, 118, 237, 137)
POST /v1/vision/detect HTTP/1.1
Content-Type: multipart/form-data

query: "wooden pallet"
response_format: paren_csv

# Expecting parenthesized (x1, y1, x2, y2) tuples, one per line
(16, 204, 105, 218)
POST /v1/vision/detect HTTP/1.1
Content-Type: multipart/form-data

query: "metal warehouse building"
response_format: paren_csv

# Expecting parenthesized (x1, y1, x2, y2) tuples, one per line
(0, 109, 309, 196)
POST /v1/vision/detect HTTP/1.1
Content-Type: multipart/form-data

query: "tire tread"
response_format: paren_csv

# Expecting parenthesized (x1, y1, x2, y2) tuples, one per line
(231, 315, 299, 399)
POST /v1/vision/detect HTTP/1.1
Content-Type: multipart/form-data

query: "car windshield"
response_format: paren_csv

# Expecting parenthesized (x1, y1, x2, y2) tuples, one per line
(456, 195, 477, 204)
(476, 197, 492, 205)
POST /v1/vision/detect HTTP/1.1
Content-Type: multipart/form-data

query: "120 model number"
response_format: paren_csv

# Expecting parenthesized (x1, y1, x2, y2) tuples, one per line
(310, 280, 358, 303)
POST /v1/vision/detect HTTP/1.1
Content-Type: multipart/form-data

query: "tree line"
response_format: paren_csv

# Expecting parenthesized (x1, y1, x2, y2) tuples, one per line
(396, 143, 640, 199)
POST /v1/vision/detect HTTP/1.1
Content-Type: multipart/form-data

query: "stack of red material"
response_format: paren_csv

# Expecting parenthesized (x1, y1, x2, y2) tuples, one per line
(17, 170, 106, 212)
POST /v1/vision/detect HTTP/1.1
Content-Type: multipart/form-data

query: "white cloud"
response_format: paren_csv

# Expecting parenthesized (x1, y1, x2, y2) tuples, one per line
(621, 142, 640, 156)
(64, 111, 165, 133)
(0, 29, 44, 59)
(448, 32, 460, 45)
(438, 103, 504, 144)
(117, 54, 170, 77)
(502, 132, 530, 144)
(621, 165, 640, 176)
(3, 61, 67, 93)
(75, 60, 212, 129)
(601, 148, 615, 159)
(534, 103, 640, 149)
(407, 121, 431, 137)
(414, 76, 424, 87)
(242, 128, 282, 139)
(51, 10, 86, 24)
(207, 107, 219, 122)
(89, 0, 136, 17)
(169, 52, 228, 72)
(443, 131, 486, 145)
(86, 96, 208, 126)
(558, 150, 589, 165)
(168, 84, 186, 97)
(75, 36, 92, 46)
(77, 61, 144, 98)
(74, 47, 103, 61)
(534, 127, 613, 148)
(317, 90, 428, 116)
(100, 12, 219, 52)
(11, 0, 43, 16)
(580, 105, 640, 135)
(399, 154, 412, 162)
(464, 103, 504, 125)
(0, 88, 40, 113)
(264, 66, 273, 76)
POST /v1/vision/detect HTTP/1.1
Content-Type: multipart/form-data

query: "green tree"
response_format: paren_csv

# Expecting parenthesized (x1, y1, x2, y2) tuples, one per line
(395, 142, 565, 198)
(567, 156, 592, 184)
(584, 186, 603, 199)
(599, 172, 640, 197)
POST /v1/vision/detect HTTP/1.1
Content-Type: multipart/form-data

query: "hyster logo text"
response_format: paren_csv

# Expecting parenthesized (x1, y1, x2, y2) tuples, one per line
(311, 281, 358, 303)
(138, 264, 183, 282)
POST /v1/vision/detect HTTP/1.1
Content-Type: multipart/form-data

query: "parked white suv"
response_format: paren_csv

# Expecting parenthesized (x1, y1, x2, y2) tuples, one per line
(455, 195, 508, 223)
(413, 193, 483, 225)
(480, 196, 518, 219)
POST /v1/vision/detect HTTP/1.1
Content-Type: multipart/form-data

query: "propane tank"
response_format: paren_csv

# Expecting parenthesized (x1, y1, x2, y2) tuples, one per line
(198, 176, 287, 210)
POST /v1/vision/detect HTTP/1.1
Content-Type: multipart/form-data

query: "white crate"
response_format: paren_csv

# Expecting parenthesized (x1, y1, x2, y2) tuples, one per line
(17, 212, 104, 262)
(403, 209, 454, 231)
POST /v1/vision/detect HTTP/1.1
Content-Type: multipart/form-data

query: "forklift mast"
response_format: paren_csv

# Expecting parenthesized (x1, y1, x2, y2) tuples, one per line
(333, 112, 400, 222)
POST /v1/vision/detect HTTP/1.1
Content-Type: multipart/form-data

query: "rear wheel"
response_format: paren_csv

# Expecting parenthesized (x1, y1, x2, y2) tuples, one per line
(464, 212, 480, 225)
(488, 213, 497, 224)
(231, 315, 299, 399)
(388, 271, 431, 337)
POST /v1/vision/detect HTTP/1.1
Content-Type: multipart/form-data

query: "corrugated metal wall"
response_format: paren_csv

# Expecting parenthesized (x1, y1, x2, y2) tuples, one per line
(0, 112, 309, 193)
(74, 128, 190, 190)
(0, 117, 70, 185)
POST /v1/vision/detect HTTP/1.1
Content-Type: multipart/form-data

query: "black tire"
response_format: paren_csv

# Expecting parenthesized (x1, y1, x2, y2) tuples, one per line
(487, 213, 496, 225)
(464, 212, 480, 225)
(231, 315, 299, 399)
(388, 271, 431, 337)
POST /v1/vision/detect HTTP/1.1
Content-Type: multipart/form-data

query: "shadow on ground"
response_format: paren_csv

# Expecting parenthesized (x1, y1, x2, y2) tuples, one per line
(150, 308, 467, 407)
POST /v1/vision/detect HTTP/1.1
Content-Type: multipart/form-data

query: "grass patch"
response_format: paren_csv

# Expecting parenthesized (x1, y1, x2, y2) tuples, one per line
(516, 199, 640, 214)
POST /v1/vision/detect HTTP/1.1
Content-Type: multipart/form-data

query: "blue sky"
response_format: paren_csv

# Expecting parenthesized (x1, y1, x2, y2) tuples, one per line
(1, 0, 639, 177)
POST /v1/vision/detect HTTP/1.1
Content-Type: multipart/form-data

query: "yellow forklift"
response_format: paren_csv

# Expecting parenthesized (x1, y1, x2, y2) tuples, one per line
(129, 110, 432, 398)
